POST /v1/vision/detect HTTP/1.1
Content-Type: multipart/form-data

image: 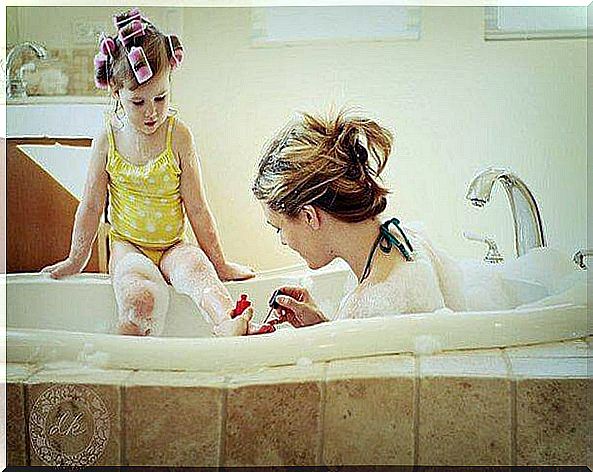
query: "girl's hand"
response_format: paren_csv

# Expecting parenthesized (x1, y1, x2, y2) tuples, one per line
(217, 262, 256, 281)
(40, 257, 85, 279)
(273, 285, 327, 328)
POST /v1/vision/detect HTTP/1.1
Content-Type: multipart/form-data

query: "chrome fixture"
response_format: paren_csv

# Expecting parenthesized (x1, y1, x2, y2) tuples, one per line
(463, 231, 504, 264)
(6, 42, 48, 99)
(466, 167, 545, 258)
(573, 249, 592, 270)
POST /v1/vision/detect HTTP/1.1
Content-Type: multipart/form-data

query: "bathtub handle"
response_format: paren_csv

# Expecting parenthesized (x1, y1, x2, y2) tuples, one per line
(463, 231, 504, 264)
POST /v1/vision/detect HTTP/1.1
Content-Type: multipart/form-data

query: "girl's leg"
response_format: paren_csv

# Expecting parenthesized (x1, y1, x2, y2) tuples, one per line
(109, 240, 170, 336)
(159, 242, 251, 336)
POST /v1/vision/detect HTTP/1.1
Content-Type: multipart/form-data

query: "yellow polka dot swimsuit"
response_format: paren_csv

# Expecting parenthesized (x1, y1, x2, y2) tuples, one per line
(106, 116, 185, 265)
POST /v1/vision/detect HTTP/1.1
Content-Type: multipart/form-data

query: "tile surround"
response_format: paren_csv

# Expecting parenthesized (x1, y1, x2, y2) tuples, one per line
(123, 377, 224, 466)
(516, 378, 588, 465)
(6, 338, 592, 467)
(324, 355, 415, 465)
(224, 363, 324, 466)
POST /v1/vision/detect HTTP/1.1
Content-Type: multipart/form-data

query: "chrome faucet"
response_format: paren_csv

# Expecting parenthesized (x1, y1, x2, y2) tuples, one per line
(6, 42, 48, 99)
(466, 167, 546, 258)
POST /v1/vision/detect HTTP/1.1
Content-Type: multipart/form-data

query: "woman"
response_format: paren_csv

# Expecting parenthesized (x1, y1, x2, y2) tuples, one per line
(252, 109, 467, 327)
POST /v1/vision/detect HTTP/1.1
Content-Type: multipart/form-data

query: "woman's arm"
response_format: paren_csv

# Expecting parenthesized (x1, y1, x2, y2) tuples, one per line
(42, 131, 109, 278)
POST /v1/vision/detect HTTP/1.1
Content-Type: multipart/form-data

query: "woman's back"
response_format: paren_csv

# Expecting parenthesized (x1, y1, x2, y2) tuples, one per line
(336, 224, 467, 319)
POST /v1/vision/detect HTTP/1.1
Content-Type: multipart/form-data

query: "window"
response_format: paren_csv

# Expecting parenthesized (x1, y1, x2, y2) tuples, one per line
(484, 6, 588, 40)
(251, 6, 421, 45)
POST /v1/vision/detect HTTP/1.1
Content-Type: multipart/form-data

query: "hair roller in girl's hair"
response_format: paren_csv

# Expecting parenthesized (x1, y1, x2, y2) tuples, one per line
(99, 33, 116, 57)
(93, 53, 109, 89)
(118, 19, 145, 48)
(113, 7, 141, 30)
(127, 46, 153, 84)
(167, 35, 184, 69)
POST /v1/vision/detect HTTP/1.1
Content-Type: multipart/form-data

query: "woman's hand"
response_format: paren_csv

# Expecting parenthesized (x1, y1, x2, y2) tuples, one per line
(40, 257, 85, 279)
(217, 262, 256, 281)
(273, 285, 327, 328)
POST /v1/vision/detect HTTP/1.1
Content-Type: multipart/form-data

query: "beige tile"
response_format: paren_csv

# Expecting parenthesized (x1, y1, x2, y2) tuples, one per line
(516, 378, 589, 465)
(326, 354, 414, 380)
(419, 349, 508, 377)
(27, 381, 122, 466)
(508, 356, 588, 379)
(324, 376, 414, 465)
(505, 339, 589, 358)
(224, 380, 323, 466)
(418, 376, 512, 465)
(7, 383, 27, 466)
(124, 381, 223, 466)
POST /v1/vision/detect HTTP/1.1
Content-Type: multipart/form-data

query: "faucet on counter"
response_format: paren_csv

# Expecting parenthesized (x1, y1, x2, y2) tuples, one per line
(6, 41, 49, 100)
(466, 167, 546, 258)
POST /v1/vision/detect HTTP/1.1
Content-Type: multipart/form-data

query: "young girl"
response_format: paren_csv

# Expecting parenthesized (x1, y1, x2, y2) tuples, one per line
(42, 8, 255, 337)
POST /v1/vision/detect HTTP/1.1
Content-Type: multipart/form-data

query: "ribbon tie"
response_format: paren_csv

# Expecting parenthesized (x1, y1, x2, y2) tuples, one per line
(360, 217, 415, 283)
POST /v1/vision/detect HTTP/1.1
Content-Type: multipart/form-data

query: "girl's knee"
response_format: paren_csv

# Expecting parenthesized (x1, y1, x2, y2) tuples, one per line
(112, 253, 170, 336)
(113, 252, 162, 284)
(164, 244, 214, 276)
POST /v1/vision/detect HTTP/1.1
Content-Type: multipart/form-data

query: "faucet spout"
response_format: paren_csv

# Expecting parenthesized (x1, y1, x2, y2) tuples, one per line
(466, 167, 546, 258)
(6, 41, 49, 99)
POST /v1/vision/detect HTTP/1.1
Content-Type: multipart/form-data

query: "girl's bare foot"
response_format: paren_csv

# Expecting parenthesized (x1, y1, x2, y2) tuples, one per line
(213, 308, 253, 337)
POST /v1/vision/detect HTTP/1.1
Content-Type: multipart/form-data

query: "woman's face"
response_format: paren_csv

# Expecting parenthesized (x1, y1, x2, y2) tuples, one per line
(116, 69, 171, 135)
(263, 205, 334, 270)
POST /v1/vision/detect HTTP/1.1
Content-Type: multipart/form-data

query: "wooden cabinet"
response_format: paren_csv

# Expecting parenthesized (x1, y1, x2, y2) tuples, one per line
(7, 137, 107, 273)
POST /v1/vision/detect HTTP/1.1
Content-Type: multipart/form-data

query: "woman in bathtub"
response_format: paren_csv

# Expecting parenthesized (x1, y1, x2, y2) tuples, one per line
(251, 109, 467, 327)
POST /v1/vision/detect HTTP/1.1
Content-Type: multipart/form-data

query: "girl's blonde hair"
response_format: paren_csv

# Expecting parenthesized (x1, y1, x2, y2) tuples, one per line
(253, 109, 394, 223)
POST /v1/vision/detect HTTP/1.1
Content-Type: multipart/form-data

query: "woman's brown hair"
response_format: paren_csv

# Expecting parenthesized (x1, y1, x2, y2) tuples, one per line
(253, 109, 394, 223)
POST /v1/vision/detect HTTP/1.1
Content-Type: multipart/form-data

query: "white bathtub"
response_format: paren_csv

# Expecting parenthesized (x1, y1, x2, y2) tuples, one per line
(6, 255, 590, 373)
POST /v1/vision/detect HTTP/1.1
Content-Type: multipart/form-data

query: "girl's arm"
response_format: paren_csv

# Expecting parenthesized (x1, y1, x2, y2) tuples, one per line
(41, 131, 109, 278)
(176, 121, 254, 281)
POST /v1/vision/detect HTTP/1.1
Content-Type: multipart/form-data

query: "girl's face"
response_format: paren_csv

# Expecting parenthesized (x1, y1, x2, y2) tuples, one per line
(263, 205, 334, 270)
(117, 69, 171, 135)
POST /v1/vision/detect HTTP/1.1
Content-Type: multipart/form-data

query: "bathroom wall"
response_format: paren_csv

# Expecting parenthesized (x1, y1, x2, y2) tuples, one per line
(8, 6, 587, 271)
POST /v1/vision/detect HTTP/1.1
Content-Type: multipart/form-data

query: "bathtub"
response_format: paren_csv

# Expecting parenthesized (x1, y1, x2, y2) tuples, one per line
(6, 254, 590, 373)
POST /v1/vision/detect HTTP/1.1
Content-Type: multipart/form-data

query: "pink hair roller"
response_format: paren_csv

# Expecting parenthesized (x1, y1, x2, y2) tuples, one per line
(128, 46, 153, 84)
(93, 52, 109, 89)
(113, 7, 141, 30)
(167, 35, 184, 69)
(118, 19, 145, 47)
(99, 33, 116, 57)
